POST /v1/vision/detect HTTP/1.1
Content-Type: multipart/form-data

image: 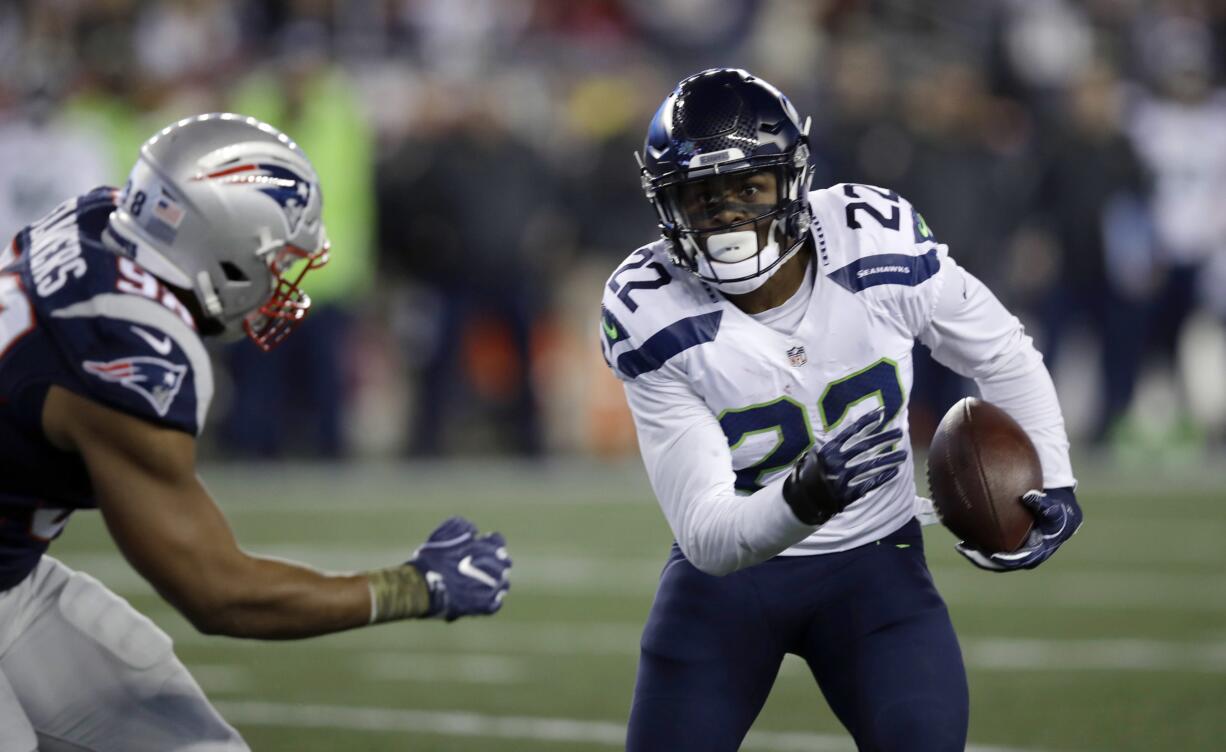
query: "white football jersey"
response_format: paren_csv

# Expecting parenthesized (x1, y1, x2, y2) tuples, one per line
(602, 184, 1074, 575)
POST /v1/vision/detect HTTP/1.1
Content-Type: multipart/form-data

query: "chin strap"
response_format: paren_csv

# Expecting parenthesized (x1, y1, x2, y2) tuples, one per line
(195, 270, 223, 318)
(702, 236, 806, 296)
(705, 230, 761, 263)
(692, 196, 813, 292)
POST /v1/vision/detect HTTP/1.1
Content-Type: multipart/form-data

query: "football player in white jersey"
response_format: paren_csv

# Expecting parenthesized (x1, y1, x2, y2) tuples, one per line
(0, 115, 511, 751)
(601, 69, 1082, 751)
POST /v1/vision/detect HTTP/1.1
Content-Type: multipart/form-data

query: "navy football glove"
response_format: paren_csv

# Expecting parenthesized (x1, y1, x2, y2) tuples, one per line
(409, 517, 511, 621)
(956, 487, 1083, 572)
(783, 408, 908, 525)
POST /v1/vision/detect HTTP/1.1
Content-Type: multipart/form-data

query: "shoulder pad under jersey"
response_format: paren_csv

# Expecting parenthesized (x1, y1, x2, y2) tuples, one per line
(809, 183, 944, 294)
(20, 191, 213, 435)
(599, 241, 724, 381)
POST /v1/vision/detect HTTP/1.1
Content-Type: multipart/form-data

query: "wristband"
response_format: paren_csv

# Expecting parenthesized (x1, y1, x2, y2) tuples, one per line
(365, 564, 432, 623)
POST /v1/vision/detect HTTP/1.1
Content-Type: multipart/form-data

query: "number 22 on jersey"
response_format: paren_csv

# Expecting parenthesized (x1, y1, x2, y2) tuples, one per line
(718, 358, 905, 492)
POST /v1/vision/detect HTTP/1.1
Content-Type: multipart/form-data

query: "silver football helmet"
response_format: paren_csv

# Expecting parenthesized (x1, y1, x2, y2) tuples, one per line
(105, 113, 329, 350)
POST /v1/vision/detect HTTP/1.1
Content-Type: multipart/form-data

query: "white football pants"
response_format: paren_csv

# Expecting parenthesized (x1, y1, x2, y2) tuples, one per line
(0, 556, 248, 751)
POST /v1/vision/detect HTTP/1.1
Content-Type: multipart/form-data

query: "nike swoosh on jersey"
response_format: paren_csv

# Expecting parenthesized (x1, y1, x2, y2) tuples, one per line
(130, 325, 173, 355)
(457, 556, 499, 588)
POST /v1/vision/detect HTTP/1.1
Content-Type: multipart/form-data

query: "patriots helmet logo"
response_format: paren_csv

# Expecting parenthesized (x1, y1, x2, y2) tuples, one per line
(252, 163, 311, 234)
(82, 356, 188, 416)
(201, 162, 312, 235)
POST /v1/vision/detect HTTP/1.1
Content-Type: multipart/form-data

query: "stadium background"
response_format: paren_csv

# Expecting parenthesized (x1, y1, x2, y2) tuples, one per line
(2, 0, 1225, 750)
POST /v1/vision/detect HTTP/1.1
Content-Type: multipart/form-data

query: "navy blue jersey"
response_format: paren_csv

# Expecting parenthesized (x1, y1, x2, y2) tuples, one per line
(0, 187, 212, 589)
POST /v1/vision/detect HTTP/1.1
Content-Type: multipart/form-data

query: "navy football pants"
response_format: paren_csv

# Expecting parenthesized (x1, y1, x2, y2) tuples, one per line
(626, 519, 968, 751)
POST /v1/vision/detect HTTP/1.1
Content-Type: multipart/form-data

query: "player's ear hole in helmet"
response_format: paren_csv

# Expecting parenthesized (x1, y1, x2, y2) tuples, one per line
(637, 68, 814, 295)
(102, 113, 330, 351)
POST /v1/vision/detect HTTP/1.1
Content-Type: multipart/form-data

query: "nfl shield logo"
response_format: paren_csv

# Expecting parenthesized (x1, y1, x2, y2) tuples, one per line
(786, 345, 807, 367)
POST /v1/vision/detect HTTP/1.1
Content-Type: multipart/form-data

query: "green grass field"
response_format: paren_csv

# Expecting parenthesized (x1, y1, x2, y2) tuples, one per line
(49, 458, 1226, 751)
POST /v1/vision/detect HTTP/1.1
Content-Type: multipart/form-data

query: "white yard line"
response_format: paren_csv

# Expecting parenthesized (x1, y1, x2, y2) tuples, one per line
(55, 550, 1226, 610)
(176, 630, 1226, 676)
(188, 663, 254, 693)
(194, 456, 1226, 499)
(359, 653, 527, 685)
(213, 700, 1051, 752)
(200, 459, 656, 510)
(172, 622, 643, 654)
(963, 638, 1226, 673)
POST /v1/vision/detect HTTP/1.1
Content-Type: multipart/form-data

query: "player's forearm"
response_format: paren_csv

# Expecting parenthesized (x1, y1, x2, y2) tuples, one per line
(671, 481, 815, 576)
(920, 263, 1075, 488)
(627, 382, 817, 576)
(974, 348, 1076, 489)
(173, 554, 378, 639)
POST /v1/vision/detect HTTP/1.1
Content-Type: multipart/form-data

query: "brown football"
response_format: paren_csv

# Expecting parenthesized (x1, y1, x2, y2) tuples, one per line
(926, 397, 1041, 553)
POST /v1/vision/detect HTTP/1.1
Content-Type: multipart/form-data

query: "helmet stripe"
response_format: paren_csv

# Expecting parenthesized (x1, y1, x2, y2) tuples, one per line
(201, 164, 258, 180)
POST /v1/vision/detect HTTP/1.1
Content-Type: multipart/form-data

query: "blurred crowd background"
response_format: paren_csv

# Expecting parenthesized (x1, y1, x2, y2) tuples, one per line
(3, 0, 1226, 463)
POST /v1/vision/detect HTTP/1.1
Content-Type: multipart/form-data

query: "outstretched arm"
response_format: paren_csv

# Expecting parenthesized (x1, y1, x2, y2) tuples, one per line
(917, 258, 1081, 570)
(917, 256, 1075, 489)
(42, 385, 509, 638)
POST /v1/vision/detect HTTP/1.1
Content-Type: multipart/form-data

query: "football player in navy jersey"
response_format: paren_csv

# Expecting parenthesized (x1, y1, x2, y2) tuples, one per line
(603, 69, 1082, 751)
(0, 114, 511, 751)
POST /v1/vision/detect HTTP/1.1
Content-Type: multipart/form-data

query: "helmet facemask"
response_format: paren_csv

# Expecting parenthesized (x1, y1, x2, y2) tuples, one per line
(243, 240, 330, 351)
(643, 144, 813, 295)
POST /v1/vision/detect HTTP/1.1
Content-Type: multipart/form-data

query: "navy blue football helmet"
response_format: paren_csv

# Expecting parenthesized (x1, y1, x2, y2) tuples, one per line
(638, 68, 813, 293)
